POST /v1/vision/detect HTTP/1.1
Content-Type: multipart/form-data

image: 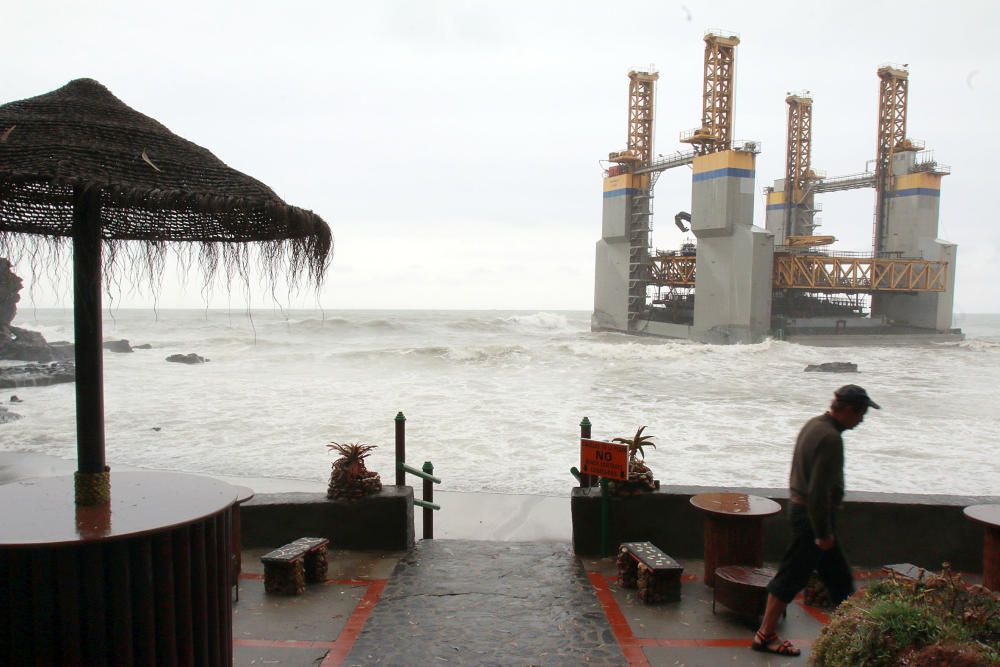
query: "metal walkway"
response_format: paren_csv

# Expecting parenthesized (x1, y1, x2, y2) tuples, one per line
(650, 253, 948, 292)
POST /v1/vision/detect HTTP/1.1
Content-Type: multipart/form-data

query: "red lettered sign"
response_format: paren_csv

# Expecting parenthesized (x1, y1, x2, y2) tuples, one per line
(580, 439, 629, 481)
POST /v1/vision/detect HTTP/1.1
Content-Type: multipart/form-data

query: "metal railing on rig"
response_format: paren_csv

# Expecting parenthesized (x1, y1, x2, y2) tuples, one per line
(394, 412, 441, 539)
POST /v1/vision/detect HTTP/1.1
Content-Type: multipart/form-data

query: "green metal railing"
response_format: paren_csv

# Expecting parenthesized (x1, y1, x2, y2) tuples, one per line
(394, 412, 441, 539)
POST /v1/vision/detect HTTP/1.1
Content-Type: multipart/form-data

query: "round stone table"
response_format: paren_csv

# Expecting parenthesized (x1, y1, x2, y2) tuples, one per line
(690, 492, 782, 587)
(0, 471, 237, 665)
(963, 504, 1000, 591)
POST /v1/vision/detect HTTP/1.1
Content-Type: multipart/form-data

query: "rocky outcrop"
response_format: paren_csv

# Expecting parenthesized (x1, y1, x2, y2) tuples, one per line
(0, 258, 73, 362)
(0, 361, 75, 389)
(805, 362, 858, 373)
(166, 353, 209, 364)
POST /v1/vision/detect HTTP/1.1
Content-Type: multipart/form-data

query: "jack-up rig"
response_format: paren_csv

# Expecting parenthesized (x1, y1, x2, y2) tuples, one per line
(592, 32, 959, 343)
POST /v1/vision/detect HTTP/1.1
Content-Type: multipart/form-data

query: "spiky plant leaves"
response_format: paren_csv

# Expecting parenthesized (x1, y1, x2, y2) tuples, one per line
(612, 425, 656, 460)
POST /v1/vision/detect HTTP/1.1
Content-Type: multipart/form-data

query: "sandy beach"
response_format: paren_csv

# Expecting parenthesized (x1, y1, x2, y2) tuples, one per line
(0, 451, 572, 542)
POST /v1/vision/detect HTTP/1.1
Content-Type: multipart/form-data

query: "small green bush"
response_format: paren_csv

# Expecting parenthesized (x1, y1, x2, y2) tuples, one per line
(811, 566, 1000, 666)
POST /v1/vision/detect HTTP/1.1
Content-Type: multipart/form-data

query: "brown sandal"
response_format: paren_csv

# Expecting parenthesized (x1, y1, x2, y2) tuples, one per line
(751, 631, 801, 656)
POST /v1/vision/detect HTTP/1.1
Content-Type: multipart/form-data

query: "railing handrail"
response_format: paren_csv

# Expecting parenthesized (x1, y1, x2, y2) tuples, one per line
(394, 412, 440, 540)
(397, 462, 441, 484)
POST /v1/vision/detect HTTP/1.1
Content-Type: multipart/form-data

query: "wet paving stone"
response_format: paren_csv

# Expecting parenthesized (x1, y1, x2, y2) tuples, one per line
(345, 540, 626, 666)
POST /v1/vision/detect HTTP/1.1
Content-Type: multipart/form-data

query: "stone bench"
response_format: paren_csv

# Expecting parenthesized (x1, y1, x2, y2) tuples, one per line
(261, 537, 329, 595)
(712, 565, 776, 622)
(617, 541, 684, 603)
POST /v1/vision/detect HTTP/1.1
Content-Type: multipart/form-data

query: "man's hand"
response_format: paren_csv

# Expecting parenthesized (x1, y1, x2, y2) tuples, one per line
(815, 536, 836, 550)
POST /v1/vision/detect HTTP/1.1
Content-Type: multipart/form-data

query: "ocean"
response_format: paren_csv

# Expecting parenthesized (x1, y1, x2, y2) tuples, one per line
(3, 309, 999, 498)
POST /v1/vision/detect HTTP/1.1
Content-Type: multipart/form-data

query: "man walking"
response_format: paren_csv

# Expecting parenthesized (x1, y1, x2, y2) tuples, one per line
(751, 384, 880, 657)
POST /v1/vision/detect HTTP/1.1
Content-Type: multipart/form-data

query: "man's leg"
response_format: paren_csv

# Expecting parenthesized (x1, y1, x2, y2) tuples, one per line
(758, 593, 788, 637)
(816, 541, 854, 605)
(753, 506, 817, 656)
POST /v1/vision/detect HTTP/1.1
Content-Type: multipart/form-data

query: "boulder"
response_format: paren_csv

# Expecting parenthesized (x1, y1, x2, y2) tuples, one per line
(103, 339, 134, 353)
(133, 343, 153, 350)
(166, 353, 209, 364)
(805, 362, 858, 373)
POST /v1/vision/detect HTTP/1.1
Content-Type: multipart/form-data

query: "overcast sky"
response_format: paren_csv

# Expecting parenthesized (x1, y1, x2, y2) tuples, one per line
(4, 0, 998, 312)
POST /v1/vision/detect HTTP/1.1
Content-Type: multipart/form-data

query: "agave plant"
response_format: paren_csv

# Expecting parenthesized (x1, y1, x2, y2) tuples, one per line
(327, 441, 382, 500)
(608, 426, 658, 495)
(613, 426, 656, 462)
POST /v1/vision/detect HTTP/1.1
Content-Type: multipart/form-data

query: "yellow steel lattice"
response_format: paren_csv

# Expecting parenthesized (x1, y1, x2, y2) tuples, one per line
(681, 33, 739, 155)
(627, 71, 659, 167)
(650, 255, 696, 286)
(650, 254, 946, 292)
(873, 65, 909, 254)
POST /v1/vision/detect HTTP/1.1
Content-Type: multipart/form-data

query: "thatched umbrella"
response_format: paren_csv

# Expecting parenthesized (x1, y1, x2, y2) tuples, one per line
(0, 78, 332, 504)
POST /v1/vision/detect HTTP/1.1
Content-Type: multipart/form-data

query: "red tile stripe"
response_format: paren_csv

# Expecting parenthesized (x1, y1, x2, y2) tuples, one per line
(231, 578, 387, 666)
(587, 571, 651, 667)
(321, 579, 387, 666)
(794, 594, 831, 625)
(234, 639, 337, 649)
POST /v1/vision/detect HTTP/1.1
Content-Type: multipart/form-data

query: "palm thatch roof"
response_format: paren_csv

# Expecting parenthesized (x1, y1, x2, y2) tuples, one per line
(0, 78, 331, 286)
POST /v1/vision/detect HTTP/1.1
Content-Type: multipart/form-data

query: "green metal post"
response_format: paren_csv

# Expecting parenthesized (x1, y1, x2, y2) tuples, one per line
(600, 477, 609, 557)
(422, 461, 434, 540)
(395, 412, 406, 487)
(579, 417, 592, 487)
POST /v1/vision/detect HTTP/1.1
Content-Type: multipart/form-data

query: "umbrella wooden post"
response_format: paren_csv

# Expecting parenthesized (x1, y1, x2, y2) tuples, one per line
(72, 186, 109, 505)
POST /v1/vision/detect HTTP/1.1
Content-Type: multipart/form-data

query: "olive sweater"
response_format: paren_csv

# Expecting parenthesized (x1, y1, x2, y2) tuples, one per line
(788, 413, 846, 539)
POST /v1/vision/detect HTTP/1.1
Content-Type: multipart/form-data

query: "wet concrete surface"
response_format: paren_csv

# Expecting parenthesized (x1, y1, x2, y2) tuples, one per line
(232, 541, 959, 666)
(345, 540, 625, 666)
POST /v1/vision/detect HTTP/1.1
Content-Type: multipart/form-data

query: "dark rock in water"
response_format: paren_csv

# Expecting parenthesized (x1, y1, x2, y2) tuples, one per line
(10, 395, 22, 403)
(805, 362, 858, 373)
(166, 353, 209, 365)
(0, 361, 75, 388)
(133, 343, 153, 350)
(103, 339, 134, 353)
(0, 405, 21, 424)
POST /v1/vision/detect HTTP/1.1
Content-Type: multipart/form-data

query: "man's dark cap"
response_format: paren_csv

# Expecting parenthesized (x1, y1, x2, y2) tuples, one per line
(835, 384, 881, 409)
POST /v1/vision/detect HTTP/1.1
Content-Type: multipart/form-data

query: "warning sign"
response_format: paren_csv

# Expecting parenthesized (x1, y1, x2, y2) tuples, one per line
(580, 439, 629, 481)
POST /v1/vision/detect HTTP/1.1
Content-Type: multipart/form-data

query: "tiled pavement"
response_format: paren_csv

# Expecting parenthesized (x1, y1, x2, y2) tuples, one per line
(232, 540, 904, 667)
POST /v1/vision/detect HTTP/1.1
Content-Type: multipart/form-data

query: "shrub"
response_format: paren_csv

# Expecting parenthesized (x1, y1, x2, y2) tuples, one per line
(811, 565, 1000, 666)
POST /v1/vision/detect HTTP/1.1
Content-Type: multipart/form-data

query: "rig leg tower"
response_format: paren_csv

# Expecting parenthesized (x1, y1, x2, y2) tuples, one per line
(681, 33, 773, 344)
(593, 70, 658, 333)
(869, 66, 956, 331)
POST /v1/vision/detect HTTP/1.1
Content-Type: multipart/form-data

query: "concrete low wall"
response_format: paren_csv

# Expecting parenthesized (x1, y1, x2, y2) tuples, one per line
(572, 485, 999, 572)
(242, 486, 415, 551)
